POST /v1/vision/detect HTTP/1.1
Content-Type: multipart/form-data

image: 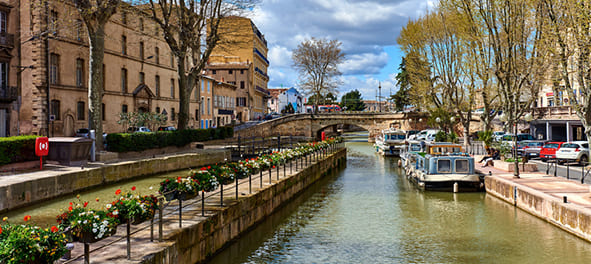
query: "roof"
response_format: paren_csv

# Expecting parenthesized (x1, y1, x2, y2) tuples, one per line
(269, 89, 287, 98)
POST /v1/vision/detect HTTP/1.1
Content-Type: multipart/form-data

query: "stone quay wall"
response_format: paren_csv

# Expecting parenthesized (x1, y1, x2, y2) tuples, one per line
(485, 176, 591, 242)
(0, 149, 230, 214)
(140, 148, 347, 264)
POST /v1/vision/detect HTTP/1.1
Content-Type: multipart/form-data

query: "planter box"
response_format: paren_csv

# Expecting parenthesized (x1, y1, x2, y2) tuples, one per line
(494, 161, 538, 172)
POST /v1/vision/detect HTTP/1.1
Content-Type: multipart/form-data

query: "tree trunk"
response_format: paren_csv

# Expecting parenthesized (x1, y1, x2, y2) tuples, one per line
(88, 25, 105, 150)
(177, 58, 191, 130)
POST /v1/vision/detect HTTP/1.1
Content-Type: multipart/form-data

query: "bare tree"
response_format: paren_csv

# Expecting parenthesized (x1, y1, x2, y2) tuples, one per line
(542, 0, 591, 157)
(292, 38, 345, 113)
(142, 0, 256, 130)
(73, 0, 121, 149)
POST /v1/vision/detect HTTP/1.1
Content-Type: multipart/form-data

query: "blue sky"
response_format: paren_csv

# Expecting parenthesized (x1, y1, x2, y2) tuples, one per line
(249, 0, 435, 100)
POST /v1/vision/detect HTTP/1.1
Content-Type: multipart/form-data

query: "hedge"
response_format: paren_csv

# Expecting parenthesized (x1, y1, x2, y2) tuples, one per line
(106, 126, 233, 153)
(0, 135, 40, 166)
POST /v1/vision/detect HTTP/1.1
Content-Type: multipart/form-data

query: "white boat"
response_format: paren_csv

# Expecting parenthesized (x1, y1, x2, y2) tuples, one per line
(374, 128, 406, 156)
(404, 142, 484, 192)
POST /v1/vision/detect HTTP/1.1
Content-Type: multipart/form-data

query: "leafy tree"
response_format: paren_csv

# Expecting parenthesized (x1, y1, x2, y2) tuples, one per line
(392, 57, 411, 111)
(292, 38, 345, 113)
(281, 103, 295, 114)
(340, 90, 366, 111)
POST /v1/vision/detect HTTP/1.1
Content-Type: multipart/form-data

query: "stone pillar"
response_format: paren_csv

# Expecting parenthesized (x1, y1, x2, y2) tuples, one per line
(546, 122, 552, 141)
(566, 122, 572, 142)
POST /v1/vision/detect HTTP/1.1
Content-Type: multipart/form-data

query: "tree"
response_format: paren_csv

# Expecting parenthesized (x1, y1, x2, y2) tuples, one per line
(542, 0, 591, 153)
(292, 38, 345, 113)
(392, 58, 411, 111)
(74, 0, 121, 150)
(340, 90, 366, 111)
(144, 0, 256, 130)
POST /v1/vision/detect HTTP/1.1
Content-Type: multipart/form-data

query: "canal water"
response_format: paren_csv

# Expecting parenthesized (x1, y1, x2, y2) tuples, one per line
(208, 134, 591, 263)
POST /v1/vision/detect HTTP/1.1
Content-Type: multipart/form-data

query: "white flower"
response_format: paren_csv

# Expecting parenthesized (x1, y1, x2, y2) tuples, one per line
(106, 204, 112, 209)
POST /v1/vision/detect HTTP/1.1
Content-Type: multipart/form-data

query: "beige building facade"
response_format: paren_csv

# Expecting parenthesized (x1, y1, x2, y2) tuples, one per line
(16, 1, 201, 136)
(0, 0, 20, 137)
(209, 16, 269, 121)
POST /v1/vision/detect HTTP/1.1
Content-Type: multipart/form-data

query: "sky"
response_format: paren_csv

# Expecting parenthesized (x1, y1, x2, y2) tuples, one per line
(249, 0, 436, 100)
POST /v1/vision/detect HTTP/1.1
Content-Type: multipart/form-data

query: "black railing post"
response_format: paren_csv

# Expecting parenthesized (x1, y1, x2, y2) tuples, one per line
(567, 162, 570, 180)
(238, 135, 241, 156)
(220, 183, 224, 207)
(179, 198, 183, 228)
(260, 169, 263, 188)
(158, 197, 163, 242)
(554, 161, 557, 177)
(202, 191, 205, 216)
(235, 173, 239, 200)
(546, 160, 549, 174)
(251, 136, 255, 155)
(269, 166, 272, 184)
(127, 218, 131, 259)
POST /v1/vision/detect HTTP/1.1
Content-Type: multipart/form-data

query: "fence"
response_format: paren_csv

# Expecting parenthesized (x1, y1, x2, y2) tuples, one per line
(544, 159, 591, 184)
(67, 140, 345, 264)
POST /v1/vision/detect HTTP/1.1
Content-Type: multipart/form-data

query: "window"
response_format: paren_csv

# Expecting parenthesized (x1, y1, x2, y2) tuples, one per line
(121, 68, 127, 93)
(102, 103, 105, 121)
(200, 97, 204, 114)
(139, 72, 145, 84)
(50, 53, 59, 84)
(240, 69, 244, 74)
(207, 98, 211, 114)
(50, 10, 58, 36)
(155, 47, 160, 64)
(50, 100, 60, 120)
(102, 64, 106, 90)
(0, 63, 7, 92)
(171, 108, 175, 121)
(76, 19, 83, 41)
(0, 11, 6, 33)
(212, 70, 216, 74)
(121, 35, 127, 55)
(437, 159, 451, 173)
(122, 104, 128, 113)
(170, 53, 174, 67)
(155, 75, 160, 96)
(237, 97, 246, 107)
(207, 81, 210, 92)
(201, 79, 204, 92)
(77, 101, 85, 120)
(121, 12, 127, 24)
(240, 81, 245, 89)
(170, 78, 175, 98)
(76, 58, 84, 87)
(455, 159, 469, 173)
(229, 70, 233, 74)
(139, 17, 144, 31)
(139, 42, 144, 60)
(155, 107, 160, 113)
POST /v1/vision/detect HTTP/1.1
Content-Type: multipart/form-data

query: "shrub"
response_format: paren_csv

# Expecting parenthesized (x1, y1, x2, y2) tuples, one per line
(0, 136, 40, 166)
(106, 127, 233, 152)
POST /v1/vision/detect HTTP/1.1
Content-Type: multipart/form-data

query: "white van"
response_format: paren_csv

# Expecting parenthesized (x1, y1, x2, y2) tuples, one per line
(413, 129, 441, 142)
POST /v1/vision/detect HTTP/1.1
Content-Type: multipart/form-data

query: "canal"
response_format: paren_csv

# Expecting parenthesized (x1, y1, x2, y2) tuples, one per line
(208, 134, 591, 263)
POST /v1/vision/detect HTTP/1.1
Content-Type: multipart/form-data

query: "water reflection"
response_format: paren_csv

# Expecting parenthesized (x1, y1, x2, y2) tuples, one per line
(209, 135, 591, 264)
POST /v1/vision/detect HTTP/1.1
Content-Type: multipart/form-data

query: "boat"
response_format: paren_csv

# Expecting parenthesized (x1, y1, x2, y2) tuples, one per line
(404, 142, 484, 192)
(400, 140, 423, 170)
(374, 128, 406, 156)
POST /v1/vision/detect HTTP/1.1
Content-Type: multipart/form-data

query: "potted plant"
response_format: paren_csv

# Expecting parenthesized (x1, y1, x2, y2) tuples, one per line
(159, 178, 179, 201)
(0, 217, 67, 264)
(191, 169, 219, 192)
(109, 188, 159, 225)
(57, 201, 119, 243)
(176, 176, 199, 200)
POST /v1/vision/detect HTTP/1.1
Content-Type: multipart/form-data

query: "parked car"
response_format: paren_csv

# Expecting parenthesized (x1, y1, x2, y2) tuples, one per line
(406, 130, 420, 139)
(540, 142, 565, 161)
(493, 131, 505, 141)
(75, 128, 107, 140)
(516, 140, 546, 159)
(555, 141, 589, 165)
(127, 126, 151, 133)
(413, 129, 440, 141)
(501, 133, 535, 146)
(157, 126, 176, 131)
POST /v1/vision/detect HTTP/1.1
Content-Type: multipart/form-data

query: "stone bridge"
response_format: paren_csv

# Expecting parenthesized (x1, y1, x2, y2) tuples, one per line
(233, 113, 429, 139)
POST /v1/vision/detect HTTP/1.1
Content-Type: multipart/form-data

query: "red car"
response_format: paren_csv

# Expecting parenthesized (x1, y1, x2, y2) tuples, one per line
(540, 142, 564, 161)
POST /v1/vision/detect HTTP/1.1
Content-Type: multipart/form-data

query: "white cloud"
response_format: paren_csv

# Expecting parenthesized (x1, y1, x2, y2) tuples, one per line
(249, 0, 431, 95)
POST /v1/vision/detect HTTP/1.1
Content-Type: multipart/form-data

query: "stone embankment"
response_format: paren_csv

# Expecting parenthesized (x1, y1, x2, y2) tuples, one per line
(0, 149, 230, 214)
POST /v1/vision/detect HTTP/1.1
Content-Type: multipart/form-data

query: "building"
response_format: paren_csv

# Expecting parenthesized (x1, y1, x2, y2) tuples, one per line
(268, 87, 304, 114)
(212, 80, 236, 127)
(205, 58, 251, 122)
(0, 0, 20, 137)
(16, 1, 200, 136)
(363, 100, 393, 112)
(208, 16, 269, 121)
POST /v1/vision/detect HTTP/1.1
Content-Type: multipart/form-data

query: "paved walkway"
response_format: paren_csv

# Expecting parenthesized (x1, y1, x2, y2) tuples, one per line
(476, 160, 591, 209)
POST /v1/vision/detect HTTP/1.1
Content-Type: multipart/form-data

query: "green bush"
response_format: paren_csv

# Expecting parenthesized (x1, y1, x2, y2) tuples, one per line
(0, 136, 40, 166)
(106, 127, 233, 153)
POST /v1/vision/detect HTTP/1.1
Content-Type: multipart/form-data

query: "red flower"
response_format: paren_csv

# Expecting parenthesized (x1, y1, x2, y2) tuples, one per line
(0, 225, 2, 234)
(131, 186, 136, 191)
(83, 202, 89, 208)
(207, 166, 211, 169)
(50, 226, 59, 233)
(23, 215, 31, 222)
(201, 167, 207, 171)
(69, 202, 73, 206)
(273, 165, 276, 168)
(68, 206, 73, 211)
(96, 198, 100, 202)
(115, 189, 122, 195)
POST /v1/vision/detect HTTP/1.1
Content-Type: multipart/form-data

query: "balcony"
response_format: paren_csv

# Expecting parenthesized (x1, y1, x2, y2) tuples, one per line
(0, 85, 17, 102)
(0, 32, 15, 49)
(254, 67, 269, 80)
(253, 48, 269, 65)
(255, 85, 270, 96)
(533, 106, 578, 120)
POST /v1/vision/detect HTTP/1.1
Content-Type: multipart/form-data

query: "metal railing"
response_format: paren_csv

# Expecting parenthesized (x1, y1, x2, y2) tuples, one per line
(67, 140, 346, 263)
(544, 158, 591, 184)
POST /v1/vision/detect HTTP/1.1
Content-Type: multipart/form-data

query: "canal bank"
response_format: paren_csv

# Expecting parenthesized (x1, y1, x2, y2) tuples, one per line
(484, 168, 591, 243)
(0, 149, 230, 214)
(139, 148, 347, 264)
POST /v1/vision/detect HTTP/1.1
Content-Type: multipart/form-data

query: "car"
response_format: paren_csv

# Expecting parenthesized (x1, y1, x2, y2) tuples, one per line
(516, 140, 545, 159)
(493, 131, 505, 141)
(406, 130, 420, 139)
(158, 126, 176, 131)
(501, 133, 535, 146)
(540, 142, 565, 161)
(127, 126, 151, 133)
(75, 128, 107, 140)
(413, 129, 440, 142)
(555, 141, 589, 166)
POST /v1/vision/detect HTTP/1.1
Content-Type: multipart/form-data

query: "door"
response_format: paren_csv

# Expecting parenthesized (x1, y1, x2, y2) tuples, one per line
(63, 115, 75, 136)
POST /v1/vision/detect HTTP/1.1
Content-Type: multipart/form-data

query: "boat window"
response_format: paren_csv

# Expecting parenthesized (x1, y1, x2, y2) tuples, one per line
(437, 159, 451, 173)
(395, 135, 406, 140)
(455, 159, 469, 173)
(410, 144, 421, 151)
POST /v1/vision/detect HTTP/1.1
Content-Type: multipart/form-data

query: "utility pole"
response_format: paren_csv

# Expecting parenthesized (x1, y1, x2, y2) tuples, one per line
(378, 82, 382, 112)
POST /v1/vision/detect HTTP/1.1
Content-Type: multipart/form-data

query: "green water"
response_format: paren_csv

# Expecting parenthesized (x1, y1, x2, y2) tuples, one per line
(207, 136, 591, 263)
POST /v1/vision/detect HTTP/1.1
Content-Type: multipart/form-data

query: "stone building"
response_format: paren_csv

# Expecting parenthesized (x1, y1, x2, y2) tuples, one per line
(0, 0, 20, 137)
(207, 16, 269, 121)
(16, 1, 201, 136)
